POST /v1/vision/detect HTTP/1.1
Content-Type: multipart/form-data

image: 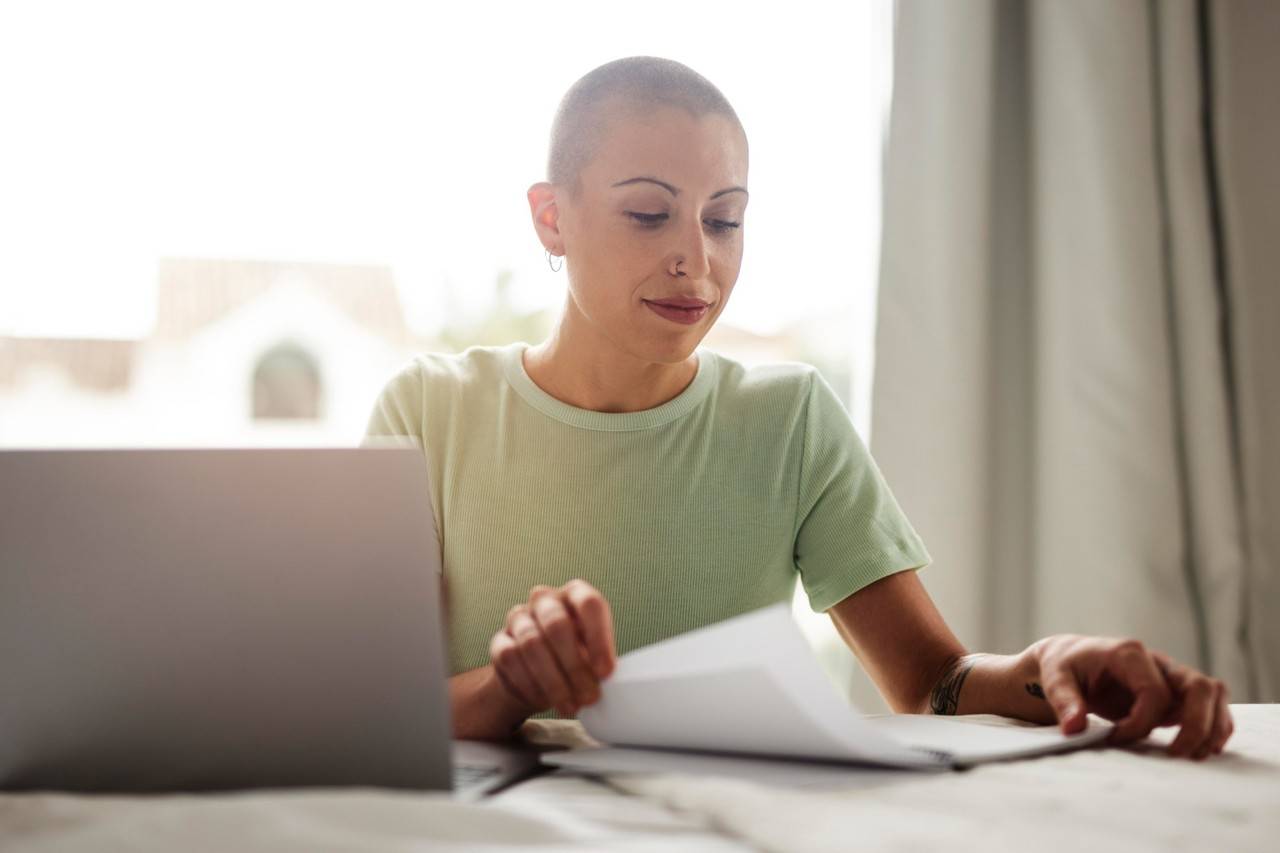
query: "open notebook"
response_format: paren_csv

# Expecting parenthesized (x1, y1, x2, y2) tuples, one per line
(542, 604, 1112, 776)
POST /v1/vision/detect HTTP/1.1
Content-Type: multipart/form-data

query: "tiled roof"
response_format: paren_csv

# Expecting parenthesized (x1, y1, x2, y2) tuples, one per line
(154, 257, 411, 344)
(0, 337, 136, 391)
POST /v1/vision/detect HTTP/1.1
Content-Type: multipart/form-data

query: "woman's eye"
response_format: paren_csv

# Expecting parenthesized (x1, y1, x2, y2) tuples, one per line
(625, 212, 741, 233)
(705, 219, 741, 233)
(627, 212, 668, 227)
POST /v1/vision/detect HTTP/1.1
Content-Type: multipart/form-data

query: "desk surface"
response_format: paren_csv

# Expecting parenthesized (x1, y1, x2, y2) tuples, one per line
(2, 705, 1276, 852)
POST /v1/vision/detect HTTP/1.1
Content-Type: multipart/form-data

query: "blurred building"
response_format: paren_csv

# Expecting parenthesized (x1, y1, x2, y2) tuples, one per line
(0, 259, 422, 447)
(0, 258, 841, 448)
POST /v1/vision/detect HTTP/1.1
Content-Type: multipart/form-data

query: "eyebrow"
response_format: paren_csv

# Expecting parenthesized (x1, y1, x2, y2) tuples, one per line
(611, 176, 748, 200)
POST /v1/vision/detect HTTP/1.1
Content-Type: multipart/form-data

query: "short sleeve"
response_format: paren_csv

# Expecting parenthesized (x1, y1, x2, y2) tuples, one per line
(360, 361, 442, 575)
(360, 361, 426, 451)
(793, 370, 932, 612)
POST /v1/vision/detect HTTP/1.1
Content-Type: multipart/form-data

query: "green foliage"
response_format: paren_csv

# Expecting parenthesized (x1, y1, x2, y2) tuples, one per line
(437, 270, 555, 352)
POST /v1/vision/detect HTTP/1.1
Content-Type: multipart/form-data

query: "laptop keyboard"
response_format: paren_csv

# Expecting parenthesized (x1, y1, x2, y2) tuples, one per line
(452, 762, 503, 791)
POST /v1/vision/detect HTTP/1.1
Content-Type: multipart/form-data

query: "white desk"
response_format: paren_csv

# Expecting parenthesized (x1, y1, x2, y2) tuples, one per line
(2, 705, 1276, 852)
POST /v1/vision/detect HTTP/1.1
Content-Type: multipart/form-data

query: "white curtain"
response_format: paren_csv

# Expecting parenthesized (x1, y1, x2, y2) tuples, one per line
(872, 0, 1278, 700)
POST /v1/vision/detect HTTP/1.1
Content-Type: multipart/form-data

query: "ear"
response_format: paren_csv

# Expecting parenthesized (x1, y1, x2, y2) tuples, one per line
(527, 182, 564, 255)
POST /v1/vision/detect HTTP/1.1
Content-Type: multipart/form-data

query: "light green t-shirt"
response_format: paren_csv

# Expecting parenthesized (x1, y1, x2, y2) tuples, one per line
(363, 341, 931, 678)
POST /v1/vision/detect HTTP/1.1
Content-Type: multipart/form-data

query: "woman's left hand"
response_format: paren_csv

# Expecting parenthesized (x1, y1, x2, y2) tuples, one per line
(1027, 634, 1234, 760)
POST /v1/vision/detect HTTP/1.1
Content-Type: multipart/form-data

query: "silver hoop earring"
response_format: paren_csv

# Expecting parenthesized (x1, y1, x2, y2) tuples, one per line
(546, 249, 563, 272)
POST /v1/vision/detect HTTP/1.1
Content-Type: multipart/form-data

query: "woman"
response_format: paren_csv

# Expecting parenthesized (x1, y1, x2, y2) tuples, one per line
(366, 56, 1233, 759)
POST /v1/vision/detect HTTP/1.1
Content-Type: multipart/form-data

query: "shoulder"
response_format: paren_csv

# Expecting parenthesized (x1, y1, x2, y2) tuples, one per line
(377, 344, 511, 399)
(704, 348, 821, 412)
(705, 349, 857, 456)
(365, 345, 512, 443)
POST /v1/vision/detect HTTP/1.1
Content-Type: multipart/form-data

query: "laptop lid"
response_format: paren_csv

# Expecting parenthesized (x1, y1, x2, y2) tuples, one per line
(0, 447, 452, 792)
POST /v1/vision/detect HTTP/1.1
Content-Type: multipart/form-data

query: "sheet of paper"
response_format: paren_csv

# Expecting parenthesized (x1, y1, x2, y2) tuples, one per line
(579, 604, 944, 769)
(576, 603, 1113, 770)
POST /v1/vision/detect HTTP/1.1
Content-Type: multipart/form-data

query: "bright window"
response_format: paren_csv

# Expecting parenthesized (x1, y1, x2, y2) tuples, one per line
(0, 0, 894, 706)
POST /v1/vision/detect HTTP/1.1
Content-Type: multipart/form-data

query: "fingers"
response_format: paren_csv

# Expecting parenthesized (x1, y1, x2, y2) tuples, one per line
(1150, 652, 1187, 727)
(1203, 683, 1234, 757)
(1106, 640, 1174, 744)
(489, 629, 545, 712)
(1169, 675, 1227, 760)
(1148, 651, 1230, 759)
(507, 605, 578, 717)
(562, 579, 618, 679)
(1163, 674, 1213, 756)
(487, 580, 617, 720)
(530, 588, 601, 710)
(1037, 654, 1089, 735)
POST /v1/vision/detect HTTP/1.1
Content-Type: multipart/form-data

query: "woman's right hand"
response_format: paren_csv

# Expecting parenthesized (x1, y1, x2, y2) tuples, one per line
(488, 579, 618, 718)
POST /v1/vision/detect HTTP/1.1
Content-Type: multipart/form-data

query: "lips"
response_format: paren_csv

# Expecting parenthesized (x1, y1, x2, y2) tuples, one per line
(643, 298, 712, 326)
(646, 297, 710, 309)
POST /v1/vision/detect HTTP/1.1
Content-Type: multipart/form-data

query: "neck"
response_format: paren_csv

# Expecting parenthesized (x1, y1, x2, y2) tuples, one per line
(523, 301, 699, 413)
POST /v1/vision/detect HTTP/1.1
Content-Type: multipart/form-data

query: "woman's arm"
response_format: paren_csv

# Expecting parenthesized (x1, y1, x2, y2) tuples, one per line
(828, 569, 1233, 758)
(826, 569, 968, 715)
(826, 569, 1053, 720)
(916, 650, 1057, 723)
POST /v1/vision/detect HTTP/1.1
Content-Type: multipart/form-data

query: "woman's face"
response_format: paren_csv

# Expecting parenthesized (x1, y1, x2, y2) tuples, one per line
(534, 102, 749, 365)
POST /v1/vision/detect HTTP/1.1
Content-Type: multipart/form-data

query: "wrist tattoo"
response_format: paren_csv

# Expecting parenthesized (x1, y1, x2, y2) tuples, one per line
(1025, 682, 1046, 701)
(929, 653, 985, 715)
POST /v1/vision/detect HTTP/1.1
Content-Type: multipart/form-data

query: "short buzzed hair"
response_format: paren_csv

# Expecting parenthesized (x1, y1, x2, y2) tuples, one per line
(546, 56, 747, 196)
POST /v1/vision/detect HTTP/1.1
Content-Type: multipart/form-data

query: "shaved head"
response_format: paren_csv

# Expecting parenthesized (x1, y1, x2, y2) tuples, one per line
(546, 56, 747, 198)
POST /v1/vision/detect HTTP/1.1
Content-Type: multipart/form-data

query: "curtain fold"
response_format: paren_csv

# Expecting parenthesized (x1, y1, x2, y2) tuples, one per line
(873, 0, 1277, 699)
(1209, 0, 1280, 701)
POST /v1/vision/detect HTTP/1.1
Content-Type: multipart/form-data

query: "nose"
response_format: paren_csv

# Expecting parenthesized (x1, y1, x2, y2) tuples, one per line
(668, 215, 711, 279)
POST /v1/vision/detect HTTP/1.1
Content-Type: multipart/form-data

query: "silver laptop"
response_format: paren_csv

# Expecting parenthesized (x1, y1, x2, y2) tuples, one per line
(0, 448, 540, 797)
